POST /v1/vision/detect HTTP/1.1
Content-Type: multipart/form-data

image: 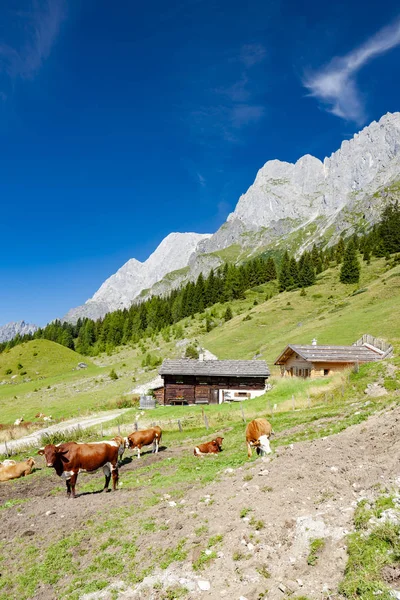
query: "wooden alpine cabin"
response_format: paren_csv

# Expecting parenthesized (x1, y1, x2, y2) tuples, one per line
(274, 334, 392, 379)
(158, 358, 270, 406)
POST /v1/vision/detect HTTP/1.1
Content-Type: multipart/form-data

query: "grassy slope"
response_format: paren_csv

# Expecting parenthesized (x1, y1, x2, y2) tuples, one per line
(0, 257, 399, 426)
(0, 339, 92, 381)
(201, 258, 400, 367)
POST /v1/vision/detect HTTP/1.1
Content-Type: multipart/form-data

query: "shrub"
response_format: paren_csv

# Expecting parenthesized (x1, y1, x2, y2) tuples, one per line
(109, 369, 118, 380)
(5, 368, 12, 375)
(17, 363, 23, 370)
(223, 306, 233, 321)
(242, 314, 252, 322)
(185, 345, 199, 359)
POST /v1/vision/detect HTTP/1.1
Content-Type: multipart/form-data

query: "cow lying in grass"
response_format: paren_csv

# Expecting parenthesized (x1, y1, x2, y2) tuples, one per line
(39, 440, 119, 498)
(245, 418, 274, 458)
(0, 458, 36, 482)
(194, 436, 224, 457)
(126, 426, 162, 458)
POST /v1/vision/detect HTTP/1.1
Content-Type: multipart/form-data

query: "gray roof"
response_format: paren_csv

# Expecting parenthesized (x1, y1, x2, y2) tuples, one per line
(274, 344, 383, 365)
(159, 359, 270, 377)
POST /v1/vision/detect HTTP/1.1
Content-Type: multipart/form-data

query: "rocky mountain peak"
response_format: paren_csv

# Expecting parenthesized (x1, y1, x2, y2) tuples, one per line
(0, 321, 38, 343)
(63, 232, 211, 323)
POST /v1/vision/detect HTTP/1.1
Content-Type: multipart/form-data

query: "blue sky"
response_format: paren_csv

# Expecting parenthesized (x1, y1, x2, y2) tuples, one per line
(1, 0, 400, 326)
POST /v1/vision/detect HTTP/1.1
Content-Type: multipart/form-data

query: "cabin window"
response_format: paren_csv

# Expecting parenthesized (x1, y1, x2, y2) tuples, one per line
(324, 369, 329, 376)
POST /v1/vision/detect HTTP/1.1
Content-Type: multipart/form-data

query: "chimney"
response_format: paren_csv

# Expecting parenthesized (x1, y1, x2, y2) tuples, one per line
(312, 338, 317, 346)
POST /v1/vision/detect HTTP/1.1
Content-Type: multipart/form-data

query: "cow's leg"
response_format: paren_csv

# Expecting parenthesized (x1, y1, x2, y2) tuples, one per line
(154, 436, 159, 453)
(247, 441, 253, 459)
(111, 464, 119, 491)
(69, 473, 78, 498)
(137, 445, 141, 459)
(102, 463, 111, 491)
(66, 478, 72, 498)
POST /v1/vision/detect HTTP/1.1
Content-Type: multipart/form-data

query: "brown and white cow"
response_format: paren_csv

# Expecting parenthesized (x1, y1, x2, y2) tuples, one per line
(38, 441, 119, 498)
(126, 426, 162, 458)
(0, 457, 35, 482)
(194, 436, 224, 457)
(245, 418, 274, 458)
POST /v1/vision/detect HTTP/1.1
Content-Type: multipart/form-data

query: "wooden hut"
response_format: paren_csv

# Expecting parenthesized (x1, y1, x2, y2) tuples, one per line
(158, 359, 270, 406)
(274, 335, 392, 378)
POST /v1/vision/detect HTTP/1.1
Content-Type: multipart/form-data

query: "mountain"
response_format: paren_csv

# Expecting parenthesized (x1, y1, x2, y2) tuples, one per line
(63, 232, 211, 323)
(64, 112, 400, 322)
(0, 321, 38, 343)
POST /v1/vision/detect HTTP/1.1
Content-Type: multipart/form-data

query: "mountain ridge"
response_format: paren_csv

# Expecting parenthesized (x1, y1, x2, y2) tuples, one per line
(0, 321, 38, 343)
(63, 112, 400, 323)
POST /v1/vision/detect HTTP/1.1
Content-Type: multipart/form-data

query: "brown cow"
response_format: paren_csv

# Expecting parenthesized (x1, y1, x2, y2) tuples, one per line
(38, 441, 119, 498)
(194, 437, 224, 457)
(0, 458, 35, 482)
(245, 418, 274, 458)
(126, 426, 162, 458)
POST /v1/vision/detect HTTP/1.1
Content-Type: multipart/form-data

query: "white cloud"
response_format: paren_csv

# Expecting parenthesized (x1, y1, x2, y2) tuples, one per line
(304, 17, 400, 124)
(0, 0, 66, 81)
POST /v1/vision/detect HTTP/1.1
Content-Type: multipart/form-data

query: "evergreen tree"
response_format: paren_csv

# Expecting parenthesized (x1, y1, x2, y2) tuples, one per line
(379, 200, 400, 254)
(289, 257, 300, 288)
(299, 254, 316, 288)
(336, 238, 345, 264)
(340, 240, 360, 284)
(279, 251, 292, 291)
(265, 257, 277, 281)
(223, 306, 233, 321)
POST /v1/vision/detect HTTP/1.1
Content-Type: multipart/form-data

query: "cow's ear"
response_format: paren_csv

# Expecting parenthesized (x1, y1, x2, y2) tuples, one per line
(37, 448, 45, 455)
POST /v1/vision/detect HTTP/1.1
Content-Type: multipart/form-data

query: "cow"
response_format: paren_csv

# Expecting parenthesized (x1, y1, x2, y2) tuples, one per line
(0, 459, 16, 466)
(38, 441, 119, 498)
(194, 436, 224, 457)
(126, 426, 162, 458)
(35, 412, 45, 418)
(245, 418, 274, 458)
(0, 458, 35, 482)
(14, 417, 24, 426)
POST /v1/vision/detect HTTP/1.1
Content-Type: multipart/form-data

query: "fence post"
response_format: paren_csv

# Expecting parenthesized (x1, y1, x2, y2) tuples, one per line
(4, 440, 9, 457)
(101, 425, 103, 438)
(240, 402, 245, 423)
(204, 414, 209, 430)
(178, 419, 183, 432)
(118, 424, 121, 435)
(308, 394, 311, 409)
(292, 394, 295, 411)
(134, 421, 138, 432)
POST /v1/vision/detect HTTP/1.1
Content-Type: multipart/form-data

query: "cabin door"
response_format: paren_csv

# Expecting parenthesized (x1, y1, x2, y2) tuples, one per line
(210, 389, 219, 404)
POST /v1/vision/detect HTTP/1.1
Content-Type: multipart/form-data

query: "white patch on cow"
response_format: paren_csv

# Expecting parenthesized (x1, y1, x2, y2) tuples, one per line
(61, 471, 75, 480)
(194, 447, 201, 456)
(258, 435, 272, 455)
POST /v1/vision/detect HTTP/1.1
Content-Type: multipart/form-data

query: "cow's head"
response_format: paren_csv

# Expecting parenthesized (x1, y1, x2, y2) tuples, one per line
(255, 434, 272, 456)
(126, 435, 135, 449)
(214, 436, 224, 447)
(38, 444, 65, 467)
(26, 457, 36, 467)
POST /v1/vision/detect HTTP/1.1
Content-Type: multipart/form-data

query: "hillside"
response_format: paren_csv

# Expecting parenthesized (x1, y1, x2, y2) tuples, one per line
(0, 340, 92, 383)
(0, 256, 399, 429)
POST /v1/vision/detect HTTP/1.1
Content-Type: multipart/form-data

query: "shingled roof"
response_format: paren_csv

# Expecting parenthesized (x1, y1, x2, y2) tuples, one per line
(159, 359, 270, 377)
(274, 344, 383, 365)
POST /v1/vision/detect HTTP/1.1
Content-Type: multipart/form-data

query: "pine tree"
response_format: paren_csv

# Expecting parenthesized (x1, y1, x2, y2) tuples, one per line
(265, 257, 277, 281)
(223, 306, 233, 321)
(340, 240, 360, 284)
(299, 254, 316, 287)
(379, 200, 400, 254)
(279, 251, 292, 291)
(336, 238, 345, 264)
(289, 257, 300, 288)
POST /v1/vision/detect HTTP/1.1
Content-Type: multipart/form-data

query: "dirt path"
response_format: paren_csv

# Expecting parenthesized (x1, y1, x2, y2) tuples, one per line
(1, 406, 400, 599)
(0, 409, 129, 455)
